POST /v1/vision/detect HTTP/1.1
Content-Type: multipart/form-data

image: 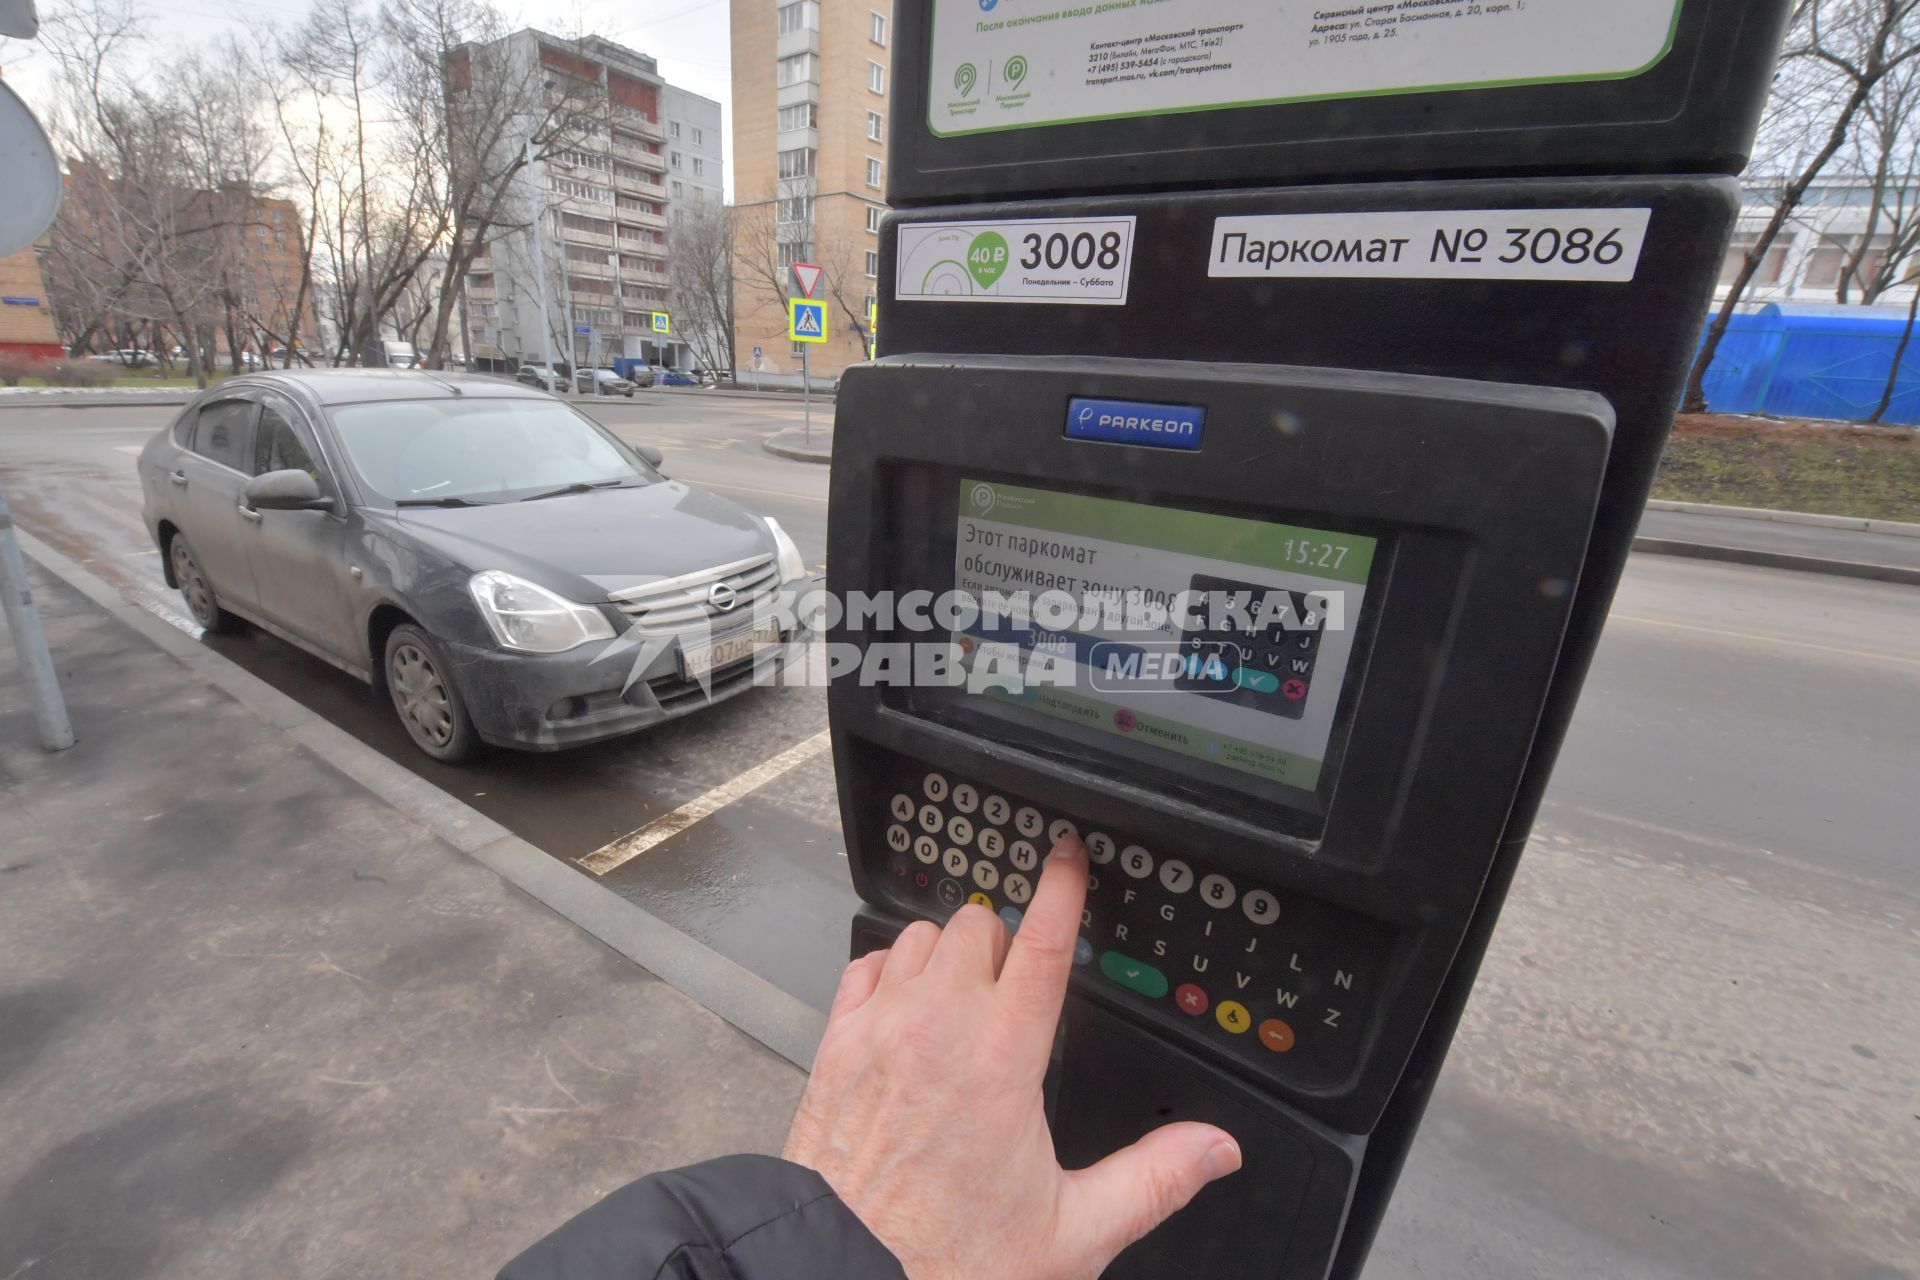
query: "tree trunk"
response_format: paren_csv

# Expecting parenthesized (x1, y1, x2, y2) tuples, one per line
(1683, 76, 1876, 414)
(1869, 281, 1920, 422)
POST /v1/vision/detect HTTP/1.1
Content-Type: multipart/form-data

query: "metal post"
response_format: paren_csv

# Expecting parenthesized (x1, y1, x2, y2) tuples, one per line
(0, 479, 75, 752)
(803, 343, 812, 446)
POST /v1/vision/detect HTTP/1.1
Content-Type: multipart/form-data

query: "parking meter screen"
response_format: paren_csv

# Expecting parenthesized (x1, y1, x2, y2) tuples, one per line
(952, 479, 1377, 797)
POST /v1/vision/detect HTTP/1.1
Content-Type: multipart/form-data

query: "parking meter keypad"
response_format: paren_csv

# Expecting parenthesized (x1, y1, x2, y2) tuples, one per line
(881, 765, 1377, 1088)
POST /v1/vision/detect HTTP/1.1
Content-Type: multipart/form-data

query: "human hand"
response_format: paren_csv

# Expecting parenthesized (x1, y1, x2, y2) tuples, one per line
(784, 836, 1242, 1279)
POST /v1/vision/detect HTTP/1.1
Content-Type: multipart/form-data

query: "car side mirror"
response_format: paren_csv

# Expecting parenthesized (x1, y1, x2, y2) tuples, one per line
(635, 443, 665, 469)
(246, 468, 334, 512)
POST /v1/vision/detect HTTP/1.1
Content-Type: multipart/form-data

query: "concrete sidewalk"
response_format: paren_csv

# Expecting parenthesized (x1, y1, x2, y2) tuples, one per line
(0, 562, 809, 1279)
(1636, 502, 1920, 585)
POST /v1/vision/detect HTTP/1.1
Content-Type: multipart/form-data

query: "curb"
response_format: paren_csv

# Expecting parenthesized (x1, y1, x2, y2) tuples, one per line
(1631, 535, 1920, 586)
(764, 428, 833, 464)
(1645, 498, 1920, 539)
(12, 527, 828, 1070)
(0, 393, 195, 409)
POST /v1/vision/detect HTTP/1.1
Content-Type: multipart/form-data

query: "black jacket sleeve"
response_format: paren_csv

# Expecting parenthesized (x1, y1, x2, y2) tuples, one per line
(497, 1154, 908, 1280)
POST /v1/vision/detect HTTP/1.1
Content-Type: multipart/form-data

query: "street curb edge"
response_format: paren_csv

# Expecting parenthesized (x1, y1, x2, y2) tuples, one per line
(12, 527, 828, 1072)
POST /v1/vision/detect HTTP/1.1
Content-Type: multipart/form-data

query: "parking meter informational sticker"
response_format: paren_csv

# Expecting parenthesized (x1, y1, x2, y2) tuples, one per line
(896, 216, 1135, 305)
(928, 0, 1684, 137)
(1208, 208, 1653, 283)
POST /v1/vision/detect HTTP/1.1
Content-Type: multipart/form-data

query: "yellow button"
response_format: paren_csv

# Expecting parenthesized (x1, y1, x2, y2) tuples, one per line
(968, 892, 994, 909)
(1215, 1000, 1251, 1034)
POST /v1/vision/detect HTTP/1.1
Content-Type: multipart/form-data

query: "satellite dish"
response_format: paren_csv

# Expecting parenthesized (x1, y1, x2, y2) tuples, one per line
(0, 79, 60, 256)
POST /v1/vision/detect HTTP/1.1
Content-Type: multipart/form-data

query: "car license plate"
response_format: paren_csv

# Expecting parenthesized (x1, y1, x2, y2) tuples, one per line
(680, 623, 781, 681)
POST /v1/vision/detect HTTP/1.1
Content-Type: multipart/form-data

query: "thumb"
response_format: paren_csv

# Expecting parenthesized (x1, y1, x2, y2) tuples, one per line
(1057, 1122, 1241, 1270)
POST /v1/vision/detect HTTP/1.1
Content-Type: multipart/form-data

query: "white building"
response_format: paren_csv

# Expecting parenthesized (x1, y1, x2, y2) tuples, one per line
(457, 30, 722, 373)
(1718, 176, 1920, 309)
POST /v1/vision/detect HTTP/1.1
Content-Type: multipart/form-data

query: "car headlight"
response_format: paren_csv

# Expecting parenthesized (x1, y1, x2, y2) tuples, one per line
(765, 517, 807, 584)
(468, 570, 615, 653)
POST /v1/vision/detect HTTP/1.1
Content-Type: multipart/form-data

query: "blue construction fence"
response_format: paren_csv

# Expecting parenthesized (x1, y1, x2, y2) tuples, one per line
(1696, 302, 1920, 425)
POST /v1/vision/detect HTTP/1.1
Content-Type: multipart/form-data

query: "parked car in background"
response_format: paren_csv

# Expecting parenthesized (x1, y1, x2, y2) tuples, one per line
(137, 370, 811, 761)
(515, 364, 568, 392)
(660, 368, 700, 387)
(576, 368, 635, 397)
(623, 364, 658, 388)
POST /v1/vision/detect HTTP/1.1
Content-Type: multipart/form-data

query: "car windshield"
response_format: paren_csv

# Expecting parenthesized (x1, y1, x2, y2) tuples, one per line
(328, 397, 655, 503)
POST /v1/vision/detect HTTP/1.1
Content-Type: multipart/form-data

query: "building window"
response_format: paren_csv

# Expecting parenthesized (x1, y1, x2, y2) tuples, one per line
(692, 127, 703, 145)
(866, 157, 883, 189)
(871, 11, 887, 44)
(779, 194, 815, 225)
(778, 102, 818, 132)
(866, 204, 882, 234)
(670, 120, 681, 138)
(672, 180, 685, 197)
(1721, 232, 1795, 287)
(865, 250, 879, 278)
(693, 158, 705, 176)
(792, 342, 808, 358)
(869, 61, 886, 94)
(671, 150, 682, 168)
(778, 148, 815, 179)
(778, 52, 817, 86)
(867, 110, 883, 142)
(777, 1, 818, 35)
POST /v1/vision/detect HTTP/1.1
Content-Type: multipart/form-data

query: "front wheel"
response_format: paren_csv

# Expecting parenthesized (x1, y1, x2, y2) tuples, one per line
(168, 533, 243, 633)
(384, 624, 480, 762)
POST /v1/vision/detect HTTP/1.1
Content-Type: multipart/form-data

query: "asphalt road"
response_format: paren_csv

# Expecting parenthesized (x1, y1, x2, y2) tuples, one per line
(1, 395, 1915, 1275)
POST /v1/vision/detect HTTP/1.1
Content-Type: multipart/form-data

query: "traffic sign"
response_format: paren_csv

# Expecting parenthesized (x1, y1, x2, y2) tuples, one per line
(574, 324, 591, 335)
(790, 261, 824, 298)
(788, 298, 827, 344)
(651, 312, 671, 335)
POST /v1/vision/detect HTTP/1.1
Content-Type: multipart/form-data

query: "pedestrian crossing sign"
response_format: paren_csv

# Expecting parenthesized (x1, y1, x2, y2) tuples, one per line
(651, 312, 671, 335)
(788, 298, 827, 344)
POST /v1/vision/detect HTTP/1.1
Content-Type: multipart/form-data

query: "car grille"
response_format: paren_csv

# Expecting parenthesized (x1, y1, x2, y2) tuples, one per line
(607, 553, 781, 636)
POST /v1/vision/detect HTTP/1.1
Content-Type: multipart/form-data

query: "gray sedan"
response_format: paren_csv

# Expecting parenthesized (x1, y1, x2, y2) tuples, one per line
(137, 370, 810, 761)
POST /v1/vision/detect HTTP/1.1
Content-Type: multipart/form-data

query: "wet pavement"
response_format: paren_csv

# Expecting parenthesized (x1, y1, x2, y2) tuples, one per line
(2, 396, 1918, 1274)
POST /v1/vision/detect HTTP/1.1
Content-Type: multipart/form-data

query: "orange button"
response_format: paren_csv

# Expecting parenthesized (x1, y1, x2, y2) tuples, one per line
(1214, 1000, 1251, 1034)
(1258, 1018, 1296, 1053)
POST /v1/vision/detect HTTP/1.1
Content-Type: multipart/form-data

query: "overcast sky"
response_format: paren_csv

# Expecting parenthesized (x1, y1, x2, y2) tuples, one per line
(1, 0, 737, 193)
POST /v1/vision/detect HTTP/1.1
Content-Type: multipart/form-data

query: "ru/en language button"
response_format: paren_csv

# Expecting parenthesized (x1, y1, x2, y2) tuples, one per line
(1098, 950, 1169, 999)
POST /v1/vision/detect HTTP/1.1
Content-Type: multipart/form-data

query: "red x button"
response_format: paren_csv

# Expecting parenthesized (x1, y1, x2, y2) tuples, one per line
(1174, 983, 1210, 1016)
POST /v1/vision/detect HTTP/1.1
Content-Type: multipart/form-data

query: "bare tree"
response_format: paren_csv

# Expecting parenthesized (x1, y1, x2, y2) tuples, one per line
(380, 0, 600, 368)
(1685, 0, 1920, 412)
(669, 200, 735, 374)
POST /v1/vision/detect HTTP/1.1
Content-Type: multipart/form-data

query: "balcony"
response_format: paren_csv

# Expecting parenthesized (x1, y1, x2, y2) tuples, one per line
(612, 141, 666, 172)
(466, 283, 496, 301)
(567, 260, 616, 281)
(611, 106, 665, 142)
(613, 171, 668, 200)
(620, 210, 668, 232)
(561, 228, 614, 250)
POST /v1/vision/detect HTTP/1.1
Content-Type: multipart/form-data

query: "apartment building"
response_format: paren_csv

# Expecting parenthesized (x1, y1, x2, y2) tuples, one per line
(730, 0, 893, 381)
(0, 246, 60, 365)
(1718, 177, 1920, 308)
(459, 30, 723, 372)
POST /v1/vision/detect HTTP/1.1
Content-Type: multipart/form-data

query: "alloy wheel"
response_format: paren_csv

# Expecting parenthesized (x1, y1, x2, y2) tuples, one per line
(171, 540, 217, 627)
(389, 642, 454, 748)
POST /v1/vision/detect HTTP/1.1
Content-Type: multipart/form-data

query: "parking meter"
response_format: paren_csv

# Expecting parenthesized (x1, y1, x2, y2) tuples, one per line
(826, 3, 1793, 1276)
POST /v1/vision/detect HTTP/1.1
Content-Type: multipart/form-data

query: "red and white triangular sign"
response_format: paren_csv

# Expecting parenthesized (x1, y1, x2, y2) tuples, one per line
(790, 261, 824, 298)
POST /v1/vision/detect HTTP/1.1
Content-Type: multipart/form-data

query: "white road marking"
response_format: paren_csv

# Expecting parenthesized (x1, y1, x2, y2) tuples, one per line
(699, 480, 829, 505)
(577, 730, 834, 875)
(114, 445, 143, 455)
(1609, 612, 1920, 669)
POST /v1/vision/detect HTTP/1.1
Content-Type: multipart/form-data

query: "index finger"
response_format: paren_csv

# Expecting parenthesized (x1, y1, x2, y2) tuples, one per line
(996, 835, 1089, 1047)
